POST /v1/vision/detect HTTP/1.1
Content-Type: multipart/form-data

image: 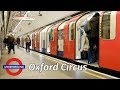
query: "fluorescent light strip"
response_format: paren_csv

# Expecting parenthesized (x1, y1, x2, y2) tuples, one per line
(13, 11, 30, 33)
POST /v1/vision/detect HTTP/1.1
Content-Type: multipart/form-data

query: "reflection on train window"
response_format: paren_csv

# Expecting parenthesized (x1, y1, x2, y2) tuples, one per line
(101, 12, 111, 39)
(69, 22, 75, 40)
(58, 29, 64, 40)
(50, 29, 54, 40)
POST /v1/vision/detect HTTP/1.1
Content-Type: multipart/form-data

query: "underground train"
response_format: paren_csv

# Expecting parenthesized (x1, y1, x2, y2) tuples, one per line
(20, 11, 120, 72)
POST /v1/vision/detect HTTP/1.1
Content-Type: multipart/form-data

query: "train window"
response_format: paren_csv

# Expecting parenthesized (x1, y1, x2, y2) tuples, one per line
(69, 22, 75, 40)
(50, 29, 54, 40)
(101, 12, 111, 39)
(58, 29, 64, 40)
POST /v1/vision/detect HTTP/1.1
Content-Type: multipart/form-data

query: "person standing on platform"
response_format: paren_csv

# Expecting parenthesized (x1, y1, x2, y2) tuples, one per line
(3, 37, 8, 49)
(16, 36, 20, 48)
(7, 34, 16, 54)
(25, 34, 31, 52)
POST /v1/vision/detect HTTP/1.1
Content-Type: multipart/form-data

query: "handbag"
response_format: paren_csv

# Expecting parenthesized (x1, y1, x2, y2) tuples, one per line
(81, 51, 88, 60)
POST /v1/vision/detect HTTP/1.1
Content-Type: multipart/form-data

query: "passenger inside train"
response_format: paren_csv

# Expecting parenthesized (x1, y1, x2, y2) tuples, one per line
(83, 13, 99, 64)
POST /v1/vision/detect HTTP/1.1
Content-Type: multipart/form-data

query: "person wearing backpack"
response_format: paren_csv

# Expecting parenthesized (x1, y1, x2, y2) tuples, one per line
(25, 34, 31, 52)
(7, 34, 16, 54)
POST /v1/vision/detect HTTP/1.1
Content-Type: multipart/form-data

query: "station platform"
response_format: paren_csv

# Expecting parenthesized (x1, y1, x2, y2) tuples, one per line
(0, 46, 118, 79)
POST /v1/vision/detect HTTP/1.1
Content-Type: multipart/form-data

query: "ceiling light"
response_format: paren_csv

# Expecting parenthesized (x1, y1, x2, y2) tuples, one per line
(39, 11, 42, 16)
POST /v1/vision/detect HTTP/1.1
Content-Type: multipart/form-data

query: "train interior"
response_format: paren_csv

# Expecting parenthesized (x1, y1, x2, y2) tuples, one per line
(76, 12, 100, 68)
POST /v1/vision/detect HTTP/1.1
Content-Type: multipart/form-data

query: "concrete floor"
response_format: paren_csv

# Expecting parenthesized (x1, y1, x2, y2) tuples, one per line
(0, 46, 118, 79)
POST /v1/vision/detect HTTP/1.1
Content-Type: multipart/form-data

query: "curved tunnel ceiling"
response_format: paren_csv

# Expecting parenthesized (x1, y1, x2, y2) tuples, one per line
(7, 11, 80, 37)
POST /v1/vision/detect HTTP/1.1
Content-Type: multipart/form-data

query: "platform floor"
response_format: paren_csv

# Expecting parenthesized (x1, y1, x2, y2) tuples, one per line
(0, 46, 118, 79)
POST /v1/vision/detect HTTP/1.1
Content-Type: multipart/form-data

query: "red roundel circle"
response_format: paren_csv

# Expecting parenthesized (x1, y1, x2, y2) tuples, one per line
(5, 58, 23, 76)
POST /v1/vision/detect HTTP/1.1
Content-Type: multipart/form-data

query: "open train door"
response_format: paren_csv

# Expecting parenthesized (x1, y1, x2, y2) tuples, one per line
(99, 11, 120, 71)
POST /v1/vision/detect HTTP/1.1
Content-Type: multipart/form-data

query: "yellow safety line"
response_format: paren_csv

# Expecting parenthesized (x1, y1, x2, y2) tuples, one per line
(43, 56, 64, 65)
(43, 56, 107, 79)
(84, 71, 106, 79)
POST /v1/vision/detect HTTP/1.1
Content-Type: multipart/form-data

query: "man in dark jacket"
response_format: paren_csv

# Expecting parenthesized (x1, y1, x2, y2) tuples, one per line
(85, 13, 99, 63)
(3, 37, 8, 49)
(16, 36, 20, 48)
(7, 34, 15, 54)
(25, 34, 31, 52)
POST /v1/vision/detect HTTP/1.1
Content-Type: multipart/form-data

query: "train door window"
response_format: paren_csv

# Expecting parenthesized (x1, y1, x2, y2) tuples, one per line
(69, 22, 75, 40)
(101, 11, 116, 40)
(58, 29, 64, 40)
(50, 29, 54, 40)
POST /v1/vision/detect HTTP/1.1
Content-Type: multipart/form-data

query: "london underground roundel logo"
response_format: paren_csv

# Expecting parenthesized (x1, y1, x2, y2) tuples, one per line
(3, 58, 25, 76)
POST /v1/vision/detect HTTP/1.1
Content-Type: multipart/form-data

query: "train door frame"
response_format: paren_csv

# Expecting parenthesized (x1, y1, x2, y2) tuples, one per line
(30, 33, 33, 50)
(46, 25, 54, 54)
(41, 28, 45, 53)
(57, 21, 67, 57)
(75, 14, 88, 60)
(41, 25, 52, 53)
(50, 22, 63, 56)
(68, 21, 76, 60)
(44, 25, 53, 54)
(75, 12, 95, 60)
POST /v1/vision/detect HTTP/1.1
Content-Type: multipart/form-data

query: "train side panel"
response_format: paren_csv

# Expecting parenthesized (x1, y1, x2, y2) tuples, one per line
(99, 11, 120, 71)
(32, 33, 35, 50)
(63, 23, 69, 58)
(64, 16, 80, 60)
